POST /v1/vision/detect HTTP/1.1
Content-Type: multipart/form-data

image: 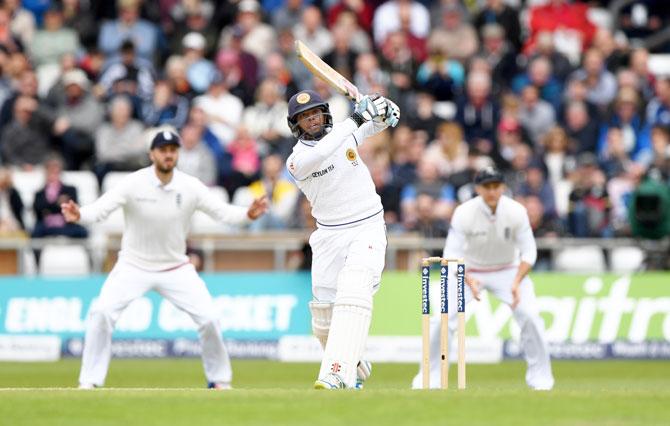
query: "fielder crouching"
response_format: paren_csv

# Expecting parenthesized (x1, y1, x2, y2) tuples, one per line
(285, 90, 400, 389)
(62, 130, 268, 390)
(411, 166, 555, 390)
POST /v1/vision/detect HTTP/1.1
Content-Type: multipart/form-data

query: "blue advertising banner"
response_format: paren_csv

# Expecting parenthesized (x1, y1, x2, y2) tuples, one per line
(0, 273, 313, 340)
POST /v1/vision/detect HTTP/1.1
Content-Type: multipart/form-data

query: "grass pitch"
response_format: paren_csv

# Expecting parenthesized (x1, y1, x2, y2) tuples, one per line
(0, 359, 667, 426)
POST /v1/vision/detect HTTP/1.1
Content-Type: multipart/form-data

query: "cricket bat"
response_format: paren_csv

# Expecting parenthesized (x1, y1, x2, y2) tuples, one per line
(295, 40, 361, 103)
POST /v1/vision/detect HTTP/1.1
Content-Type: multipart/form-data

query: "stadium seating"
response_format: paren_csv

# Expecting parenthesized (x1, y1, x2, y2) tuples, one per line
(39, 244, 91, 276)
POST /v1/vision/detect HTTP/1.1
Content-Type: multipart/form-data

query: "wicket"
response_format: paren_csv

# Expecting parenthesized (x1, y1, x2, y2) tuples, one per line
(421, 256, 466, 390)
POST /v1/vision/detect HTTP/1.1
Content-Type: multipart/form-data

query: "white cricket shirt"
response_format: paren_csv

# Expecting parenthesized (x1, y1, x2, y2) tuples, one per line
(286, 118, 386, 229)
(79, 166, 250, 271)
(444, 195, 537, 270)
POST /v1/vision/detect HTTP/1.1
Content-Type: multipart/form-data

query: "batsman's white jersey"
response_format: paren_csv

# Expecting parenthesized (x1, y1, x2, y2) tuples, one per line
(287, 117, 388, 388)
(412, 194, 554, 390)
(287, 119, 384, 229)
(78, 166, 249, 387)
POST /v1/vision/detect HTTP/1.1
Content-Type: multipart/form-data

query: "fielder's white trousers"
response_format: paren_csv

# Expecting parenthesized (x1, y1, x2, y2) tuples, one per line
(79, 260, 231, 386)
(412, 267, 554, 390)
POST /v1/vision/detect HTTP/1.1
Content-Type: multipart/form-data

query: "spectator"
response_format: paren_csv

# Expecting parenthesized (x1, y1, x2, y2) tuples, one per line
(406, 90, 441, 142)
(29, 5, 81, 70)
(0, 95, 52, 169)
(43, 52, 79, 107)
(142, 79, 190, 129)
(372, 0, 430, 47)
(61, 0, 98, 50)
(272, 0, 305, 30)
(592, 28, 626, 74)
(527, 31, 573, 83)
(526, 0, 596, 64)
(193, 72, 244, 147)
(389, 124, 419, 189)
(5, 0, 35, 48)
(607, 163, 645, 236)
(98, 0, 160, 64)
(456, 71, 499, 153)
(170, 1, 218, 58)
(242, 78, 292, 157)
(411, 193, 449, 256)
(0, 45, 14, 111)
(332, 9, 372, 54)
(277, 28, 312, 92)
(617, 0, 666, 45)
(517, 161, 557, 218)
(369, 156, 401, 231)
(474, 0, 521, 52)
(263, 52, 300, 103)
(518, 85, 556, 148)
(523, 195, 562, 270)
(327, 0, 375, 34)
(293, 6, 333, 57)
(650, 125, 670, 180)
(512, 56, 563, 111)
(415, 34, 464, 102)
(219, 0, 276, 61)
(423, 121, 468, 178)
(429, 3, 478, 63)
(323, 23, 358, 83)
(564, 100, 600, 154)
(0, 167, 25, 235)
(542, 126, 576, 187)
(52, 69, 105, 170)
(400, 159, 455, 229)
(181, 32, 216, 94)
(379, 31, 421, 105)
(597, 87, 652, 167)
(353, 52, 390, 97)
(570, 48, 618, 111)
(247, 154, 299, 231)
(0, 7, 23, 54)
(186, 105, 233, 187)
(567, 153, 611, 238)
(96, 39, 155, 105)
(0, 69, 40, 128)
(629, 48, 655, 102)
(478, 24, 518, 88)
(225, 126, 260, 196)
(493, 116, 526, 170)
(93, 96, 147, 184)
(217, 26, 259, 103)
(177, 122, 218, 186)
(646, 77, 670, 128)
(164, 54, 196, 100)
(31, 155, 88, 240)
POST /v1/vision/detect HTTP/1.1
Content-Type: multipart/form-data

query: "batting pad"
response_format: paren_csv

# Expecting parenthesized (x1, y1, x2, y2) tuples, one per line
(309, 301, 333, 349)
(318, 266, 373, 388)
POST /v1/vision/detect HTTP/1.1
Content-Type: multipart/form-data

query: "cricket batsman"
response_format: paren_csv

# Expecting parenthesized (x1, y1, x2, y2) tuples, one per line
(412, 166, 555, 390)
(285, 90, 400, 389)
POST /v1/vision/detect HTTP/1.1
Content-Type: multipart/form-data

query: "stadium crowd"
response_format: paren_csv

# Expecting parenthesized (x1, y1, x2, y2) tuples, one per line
(0, 0, 669, 253)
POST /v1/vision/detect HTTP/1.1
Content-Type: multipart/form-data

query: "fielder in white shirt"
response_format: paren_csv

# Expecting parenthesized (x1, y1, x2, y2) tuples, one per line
(285, 90, 399, 389)
(411, 166, 555, 390)
(62, 130, 268, 390)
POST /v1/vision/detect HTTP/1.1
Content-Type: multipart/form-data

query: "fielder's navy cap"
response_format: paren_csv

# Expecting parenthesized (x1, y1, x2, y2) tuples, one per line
(150, 130, 181, 149)
(474, 166, 504, 185)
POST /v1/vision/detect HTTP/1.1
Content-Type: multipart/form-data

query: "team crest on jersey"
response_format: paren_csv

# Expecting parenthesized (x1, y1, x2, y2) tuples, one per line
(296, 92, 311, 104)
(345, 148, 358, 166)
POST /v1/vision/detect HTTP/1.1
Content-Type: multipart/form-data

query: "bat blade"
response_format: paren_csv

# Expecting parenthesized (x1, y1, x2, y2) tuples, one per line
(295, 40, 361, 102)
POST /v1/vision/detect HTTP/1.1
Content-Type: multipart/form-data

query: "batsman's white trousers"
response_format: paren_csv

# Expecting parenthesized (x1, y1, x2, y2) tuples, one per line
(309, 220, 387, 302)
(79, 260, 231, 386)
(412, 266, 554, 390)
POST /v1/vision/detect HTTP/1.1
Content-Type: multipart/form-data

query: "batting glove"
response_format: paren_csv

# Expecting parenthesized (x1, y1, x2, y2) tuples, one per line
(384, 99, 400, 128)
(351, 94, 387, 126)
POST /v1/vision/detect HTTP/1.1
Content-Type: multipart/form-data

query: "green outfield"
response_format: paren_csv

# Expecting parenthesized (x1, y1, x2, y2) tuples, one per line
(0, 359, 667, 426)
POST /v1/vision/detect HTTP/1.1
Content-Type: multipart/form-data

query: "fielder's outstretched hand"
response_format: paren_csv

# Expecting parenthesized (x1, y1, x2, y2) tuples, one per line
(465, 274, 481, 301)
(61, 199, 81, 223)
(247, 195, 269, 220)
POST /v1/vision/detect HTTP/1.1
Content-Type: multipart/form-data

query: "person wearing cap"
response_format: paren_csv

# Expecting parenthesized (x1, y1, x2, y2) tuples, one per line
(61, 130, 268, 390)
(412, 166, 554, 390)
(285, 89, 399, 390)
(52, 69, 104, 170)
(182, 32, 216, 94)
(29, 4, 81, 69)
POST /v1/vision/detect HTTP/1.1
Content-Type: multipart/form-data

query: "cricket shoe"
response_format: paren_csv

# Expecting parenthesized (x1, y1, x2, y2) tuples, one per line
(314, 373, 346, 390)
(208, 382, 232, 390)
(78, 383, 98, 390)
(355, 360, 372, 390)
